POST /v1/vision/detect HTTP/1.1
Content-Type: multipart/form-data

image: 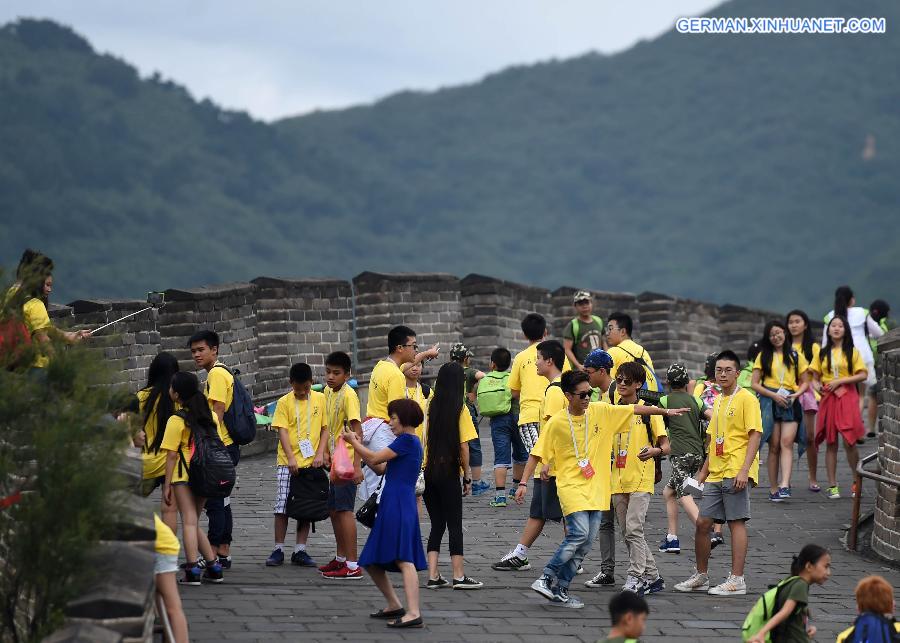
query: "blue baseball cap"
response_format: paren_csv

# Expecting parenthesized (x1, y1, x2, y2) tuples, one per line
(583, 349, 614, 371)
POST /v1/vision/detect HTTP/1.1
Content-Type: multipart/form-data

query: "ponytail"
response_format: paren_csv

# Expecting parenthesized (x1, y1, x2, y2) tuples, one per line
(170, 371, 219, 439)
(791, 544, 829, 576)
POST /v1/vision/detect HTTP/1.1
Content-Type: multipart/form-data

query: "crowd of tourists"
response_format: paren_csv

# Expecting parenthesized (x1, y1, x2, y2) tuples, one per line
(8, 249, 898, 641)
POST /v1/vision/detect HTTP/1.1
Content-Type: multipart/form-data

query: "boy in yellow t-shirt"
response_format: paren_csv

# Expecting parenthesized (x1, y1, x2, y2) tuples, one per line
(609, 362, 669, 596)
(606, 312, 659, 392)
(675, 350, 762, 597)
(188, 329, 239, 566)
(319, 351, 365, 580)
(266, 363, 328, 568)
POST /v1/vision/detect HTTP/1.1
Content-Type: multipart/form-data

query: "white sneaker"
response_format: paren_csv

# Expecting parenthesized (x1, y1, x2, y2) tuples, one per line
(708, 574, 747, 596)
(674, 571, 710, 593)
(622, 575, 643, 593)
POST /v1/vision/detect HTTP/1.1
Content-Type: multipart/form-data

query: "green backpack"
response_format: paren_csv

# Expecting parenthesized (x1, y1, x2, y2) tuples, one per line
(571, 315, 604, 343)
(476, 371, 512, 417)
(741, 576, 798, 642)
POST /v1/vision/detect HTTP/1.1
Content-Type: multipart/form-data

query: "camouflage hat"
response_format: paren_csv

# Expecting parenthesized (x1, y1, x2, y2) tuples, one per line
(573, 290, 592, 304)
(666, 362, 690, 386)
(449, 342, 473, 361)
(583, 349, 614, 371)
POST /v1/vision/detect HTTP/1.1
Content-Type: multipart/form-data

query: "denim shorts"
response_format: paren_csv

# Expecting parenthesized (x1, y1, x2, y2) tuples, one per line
(490, 413, 528, 468)
(327, 481, 357, 512)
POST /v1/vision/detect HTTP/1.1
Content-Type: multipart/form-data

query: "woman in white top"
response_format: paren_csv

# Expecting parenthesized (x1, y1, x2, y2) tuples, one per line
(822, 286, 883, 388)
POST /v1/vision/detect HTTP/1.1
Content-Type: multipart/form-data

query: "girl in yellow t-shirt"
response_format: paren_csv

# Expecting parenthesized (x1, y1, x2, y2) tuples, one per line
(138, 352, 180, 532)
(751, 320, 809, 502)
(787, 309, 823, 492)
(808, 315, 868, 500)
(161, 371, 224, 584)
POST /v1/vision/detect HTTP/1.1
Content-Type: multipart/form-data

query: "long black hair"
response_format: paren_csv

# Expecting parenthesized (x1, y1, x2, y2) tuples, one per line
(425, 362, 465, 478)
(822, 315, 856, 375)
(790, 544, 829, 576)
(834, 285, 854, 319)
(786, 309, 815, 363)
(14, 248, 53, 305)
(759, 320, 797, 381)
(142, 352, 179, 454)
(170, 371, 219, 440)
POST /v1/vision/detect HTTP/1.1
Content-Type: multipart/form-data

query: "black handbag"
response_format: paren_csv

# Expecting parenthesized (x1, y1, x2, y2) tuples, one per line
(356, 479, 383, 529)
(285, 467, 329, 523)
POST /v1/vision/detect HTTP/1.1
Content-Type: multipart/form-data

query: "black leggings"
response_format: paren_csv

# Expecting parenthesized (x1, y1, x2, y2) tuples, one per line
(423, 474, 464, 556)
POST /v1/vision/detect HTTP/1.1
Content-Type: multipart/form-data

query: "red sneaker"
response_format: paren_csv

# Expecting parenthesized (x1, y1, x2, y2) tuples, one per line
(322, 565, 363, 580)
(318, 559, 344, 574)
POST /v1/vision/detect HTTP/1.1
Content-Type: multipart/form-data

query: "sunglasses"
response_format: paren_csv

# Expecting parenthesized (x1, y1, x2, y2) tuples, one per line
(615, 376, 634, 386)
(574, 391, 592, 400)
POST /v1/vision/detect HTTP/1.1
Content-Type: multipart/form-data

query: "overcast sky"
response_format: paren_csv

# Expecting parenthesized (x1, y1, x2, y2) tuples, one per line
(1, 1, 721, 121)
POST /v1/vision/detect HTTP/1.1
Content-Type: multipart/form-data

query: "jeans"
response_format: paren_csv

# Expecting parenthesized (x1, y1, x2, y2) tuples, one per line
(597, 509, 615, 575)
(543, 510, 602, 589)
(490, 413, 528, 468)
(467, 404, 482, 469)
(206, 443, 240, 547)
(612, 492, 658, 580)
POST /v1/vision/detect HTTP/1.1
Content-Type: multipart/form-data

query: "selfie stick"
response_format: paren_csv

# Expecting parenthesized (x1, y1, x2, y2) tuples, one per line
(88, 307, 156, 336)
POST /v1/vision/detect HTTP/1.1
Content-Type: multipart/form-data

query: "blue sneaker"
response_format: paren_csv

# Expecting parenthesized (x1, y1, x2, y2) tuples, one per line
(265, 548, 284, 566)
(644, 576, 665, 595)
(508, 487, 518, 499)
(769, 491, 784, 503)
(202, 560, 224, 583)
(472, 481, 490, 496)
(779, 486, 792, 499)
(291, 550, 317, 567)
(658, 536, 680, 553)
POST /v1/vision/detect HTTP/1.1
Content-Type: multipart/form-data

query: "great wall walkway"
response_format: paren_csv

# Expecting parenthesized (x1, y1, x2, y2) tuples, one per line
(173, 435, 899, 642)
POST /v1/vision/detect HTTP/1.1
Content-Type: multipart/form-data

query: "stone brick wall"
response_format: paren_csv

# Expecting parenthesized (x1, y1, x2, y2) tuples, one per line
(551, 287, 639, 340)
(638, 292, 722, 379)
(872, 328, 900, 560)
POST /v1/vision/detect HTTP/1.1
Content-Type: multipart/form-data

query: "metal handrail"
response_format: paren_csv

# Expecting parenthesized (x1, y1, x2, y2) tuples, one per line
(849, 451, 900, 551)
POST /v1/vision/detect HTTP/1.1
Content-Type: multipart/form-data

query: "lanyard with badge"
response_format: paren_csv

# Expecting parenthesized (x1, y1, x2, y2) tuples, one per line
(712, 390, 737, 457)
(327, 386, 345, 451)
(567, 407, 595, 478)
(295, 397, 315, 458)
(775, 354, 792, 398)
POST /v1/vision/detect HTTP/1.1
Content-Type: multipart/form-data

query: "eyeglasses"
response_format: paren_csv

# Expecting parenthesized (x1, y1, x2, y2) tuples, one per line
(615, 376, 633, 386)
(714, 367, 736, 375)
(400, 343, 419, 350)
(574, 391, 592, 400)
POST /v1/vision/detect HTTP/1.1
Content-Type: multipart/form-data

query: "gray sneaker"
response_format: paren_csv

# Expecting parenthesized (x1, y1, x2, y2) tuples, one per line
(531, 575, 554, 600)
(674, 571, 710, 593)
(549, 585, 584, 609)
(708, 574, 747, 596)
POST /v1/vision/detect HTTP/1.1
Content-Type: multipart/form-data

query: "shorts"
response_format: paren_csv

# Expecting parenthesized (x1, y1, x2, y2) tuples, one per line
(699, 478, 751, 524)
(519, 422, 540, 453)
(273, 465, 291, 514)
(666, 453, 704, 499)
(868, 379, 881, 396)
(490, 413, 528, 468)
(797, 387, 819, 412)
(327, 481, 358, 512)
(141, 475, 165, 497)
(528, 477, 563, 523)
(154, 553, 179, 575)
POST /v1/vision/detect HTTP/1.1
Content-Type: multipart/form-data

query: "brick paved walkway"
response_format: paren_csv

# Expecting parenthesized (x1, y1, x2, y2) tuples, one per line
(177, 433, 899, 642)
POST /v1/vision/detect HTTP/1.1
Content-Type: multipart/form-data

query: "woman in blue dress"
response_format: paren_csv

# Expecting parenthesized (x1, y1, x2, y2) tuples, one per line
(342, 398, 426, 629)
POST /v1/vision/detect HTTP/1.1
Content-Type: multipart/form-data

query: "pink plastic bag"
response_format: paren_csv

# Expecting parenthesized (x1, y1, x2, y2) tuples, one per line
(330, 437, 355, 483)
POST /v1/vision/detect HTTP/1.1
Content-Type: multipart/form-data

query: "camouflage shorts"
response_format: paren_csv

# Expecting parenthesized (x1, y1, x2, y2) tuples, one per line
(667, 453, 704, 499)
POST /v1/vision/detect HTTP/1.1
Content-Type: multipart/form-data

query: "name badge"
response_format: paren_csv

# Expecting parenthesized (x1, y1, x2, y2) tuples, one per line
(299, 439, 315, 458)
(776, 387, 791, 398)
(615, 450, 627, 469)
(715, 437, 724, 456)
(578, 458, 595, 479)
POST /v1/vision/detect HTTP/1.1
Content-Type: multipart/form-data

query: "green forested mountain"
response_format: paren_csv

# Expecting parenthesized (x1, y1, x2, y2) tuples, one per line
(1, 0, 898, 313)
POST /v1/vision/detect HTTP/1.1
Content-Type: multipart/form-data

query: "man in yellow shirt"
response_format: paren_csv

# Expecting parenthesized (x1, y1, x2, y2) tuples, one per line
(524, 370, 684, 608)
(266, 363, 329, 567)
(361, 325, 438, 499)
(675, 350, 762, 597)
(189, 329, 240, 568)
(606, 312, 660, 393)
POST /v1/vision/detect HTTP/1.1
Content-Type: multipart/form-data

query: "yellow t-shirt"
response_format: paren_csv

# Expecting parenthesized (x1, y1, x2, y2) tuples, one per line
(421, 406, 477, 470)
(272, 390, 327, 467)
(509, 344, 572, 425)
(752, 350, 809, 391)
(610, 412, 667, 494)
(366, 359, 407, 420)
(407, 384, 432, 444)
(706, 387, 763, 484)
(160, 414, 191, 483)
(809, 347, 867, 385)
(531, 403, 634, 515)
(154, 514, 180, 556)
(325, 383, 361, 459)
(137, 389, 167, 480)
(531, 377, 567, 478)
(22, 297, 52, 368)
(205, 362, 234, 447)
(794, 342, 821, 400)
(609, 339, 658, 392)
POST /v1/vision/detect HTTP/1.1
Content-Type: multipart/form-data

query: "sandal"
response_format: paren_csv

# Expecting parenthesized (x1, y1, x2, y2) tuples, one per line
(808, 483, 821, 492)
(387, 616, 423, 628)
(370, 607, 406, 619)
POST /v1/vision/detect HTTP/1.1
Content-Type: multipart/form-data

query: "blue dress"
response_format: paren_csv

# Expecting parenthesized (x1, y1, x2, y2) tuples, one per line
(359, 432, 427, 572)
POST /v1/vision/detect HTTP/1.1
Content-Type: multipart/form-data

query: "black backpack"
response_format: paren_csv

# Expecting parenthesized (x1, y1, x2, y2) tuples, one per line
(286, 467, 329, 524)
(212, 364, 258, 445)
(177, 412, 236, 499)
